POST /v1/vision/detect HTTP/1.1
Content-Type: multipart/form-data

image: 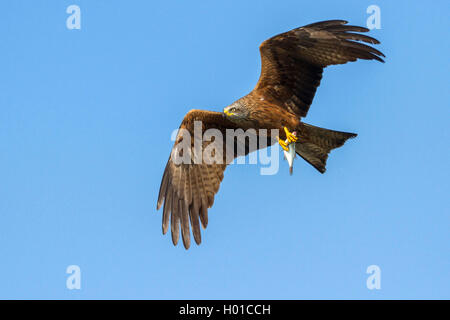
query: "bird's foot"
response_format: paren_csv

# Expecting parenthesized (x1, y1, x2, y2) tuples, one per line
(278, 128, 298, 151)
(284, 127, 298, 143)
(278, 137, 289, 151)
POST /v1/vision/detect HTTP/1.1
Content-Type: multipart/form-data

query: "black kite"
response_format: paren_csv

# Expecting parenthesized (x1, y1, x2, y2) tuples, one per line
(157, 20, 384, 249)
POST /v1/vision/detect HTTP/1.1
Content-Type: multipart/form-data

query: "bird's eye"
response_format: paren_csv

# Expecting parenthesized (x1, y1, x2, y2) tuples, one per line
(231, 107, 236, 112)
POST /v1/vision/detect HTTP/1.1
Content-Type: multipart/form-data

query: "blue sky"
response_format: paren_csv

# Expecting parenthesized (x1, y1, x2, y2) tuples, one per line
(1, 0, 449, 299)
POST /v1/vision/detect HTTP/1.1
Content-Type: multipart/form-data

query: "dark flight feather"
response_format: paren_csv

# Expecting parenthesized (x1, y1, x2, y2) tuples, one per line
(157, 110, 276, 248)
(254, 20, 384, 118)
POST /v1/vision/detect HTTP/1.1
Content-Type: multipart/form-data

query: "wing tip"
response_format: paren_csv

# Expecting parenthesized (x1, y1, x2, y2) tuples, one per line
(162, 223, 169, 235)
(171, 234, 179, 246)
(303, 19, 349, 29)
(182, 239, 191, 250)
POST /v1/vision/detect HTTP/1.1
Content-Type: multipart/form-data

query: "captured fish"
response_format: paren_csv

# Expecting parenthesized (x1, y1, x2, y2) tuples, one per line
(283, 139, 297, 175)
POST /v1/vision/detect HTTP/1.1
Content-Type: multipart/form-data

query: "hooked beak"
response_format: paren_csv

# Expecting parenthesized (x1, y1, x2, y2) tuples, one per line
(223, 108, 233, 117)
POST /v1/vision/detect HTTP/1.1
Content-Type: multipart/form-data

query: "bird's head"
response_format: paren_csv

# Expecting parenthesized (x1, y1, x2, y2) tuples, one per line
(223, 103, 249, 122)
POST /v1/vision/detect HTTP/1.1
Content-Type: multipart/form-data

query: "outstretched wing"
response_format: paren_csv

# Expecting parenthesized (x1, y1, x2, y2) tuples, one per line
(156, 110, 275, 249)
(253, 20, 385, 118)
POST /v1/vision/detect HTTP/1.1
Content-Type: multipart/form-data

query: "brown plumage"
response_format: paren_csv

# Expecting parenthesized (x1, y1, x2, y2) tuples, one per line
(157, 20, 384, 249)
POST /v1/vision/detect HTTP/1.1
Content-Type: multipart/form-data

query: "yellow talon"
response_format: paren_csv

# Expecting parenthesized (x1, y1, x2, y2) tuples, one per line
(284, 127, 298, 143)
(277, 136, 289, 151)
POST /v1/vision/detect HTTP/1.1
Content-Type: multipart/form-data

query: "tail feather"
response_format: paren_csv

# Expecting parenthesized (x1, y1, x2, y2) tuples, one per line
(295, 123, 357, 173)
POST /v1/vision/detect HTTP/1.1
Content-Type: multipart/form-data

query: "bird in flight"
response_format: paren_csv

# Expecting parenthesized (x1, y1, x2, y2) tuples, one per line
(157, 20, 384, 249)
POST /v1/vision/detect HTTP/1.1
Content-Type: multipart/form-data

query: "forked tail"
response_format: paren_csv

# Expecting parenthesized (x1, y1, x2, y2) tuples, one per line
(295, 123, 357, 173)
